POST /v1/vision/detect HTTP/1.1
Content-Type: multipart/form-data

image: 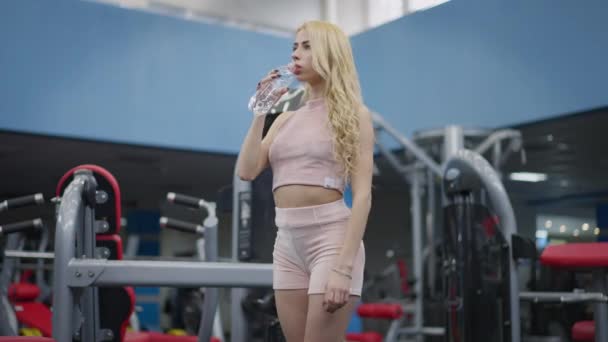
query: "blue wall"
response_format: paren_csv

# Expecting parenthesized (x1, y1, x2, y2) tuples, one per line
(0, 0, 289, 154)
(1, 0, 607, 153)
(352, 0, 608, 135)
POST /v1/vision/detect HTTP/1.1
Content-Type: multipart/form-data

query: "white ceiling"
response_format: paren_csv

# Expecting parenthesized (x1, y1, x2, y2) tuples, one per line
(86, 0, 450, 36)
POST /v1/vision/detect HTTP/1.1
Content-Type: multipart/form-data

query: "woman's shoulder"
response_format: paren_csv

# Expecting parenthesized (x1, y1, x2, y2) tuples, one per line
(268, 110, 296, 132)
(276, 110, 296, 124)
(357, 104, 372, 120)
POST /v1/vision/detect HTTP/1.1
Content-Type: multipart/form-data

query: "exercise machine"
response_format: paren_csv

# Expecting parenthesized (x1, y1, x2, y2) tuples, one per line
(160, 191, 225, 340)
(441, 149, 608, 342)
(0, 194, 47, 336)
(357, 113, 523, 341)
(51, 166, 273, 342)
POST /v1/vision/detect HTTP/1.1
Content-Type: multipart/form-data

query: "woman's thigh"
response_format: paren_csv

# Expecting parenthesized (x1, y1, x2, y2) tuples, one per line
(304, 294, 359, 342)
(275, 289, 310, 342)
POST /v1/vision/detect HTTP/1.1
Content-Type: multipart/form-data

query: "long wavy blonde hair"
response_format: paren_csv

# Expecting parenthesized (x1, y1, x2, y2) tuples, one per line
(297, 21, 364, 182)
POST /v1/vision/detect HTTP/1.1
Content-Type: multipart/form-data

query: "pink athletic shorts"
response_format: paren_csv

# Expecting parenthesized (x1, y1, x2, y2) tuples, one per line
(272, 199, 365, 296)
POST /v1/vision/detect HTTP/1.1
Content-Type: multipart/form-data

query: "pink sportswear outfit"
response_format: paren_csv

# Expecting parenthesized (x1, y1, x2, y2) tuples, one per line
(269, 97, 365, 296)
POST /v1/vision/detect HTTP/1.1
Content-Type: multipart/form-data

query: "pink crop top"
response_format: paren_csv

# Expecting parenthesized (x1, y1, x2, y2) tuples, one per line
(268, 97, 346, 193)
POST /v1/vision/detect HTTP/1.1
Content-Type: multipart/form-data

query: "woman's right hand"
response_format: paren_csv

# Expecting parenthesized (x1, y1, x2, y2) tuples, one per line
(256, 68, 281, 93)
(249, 69, 290, 114)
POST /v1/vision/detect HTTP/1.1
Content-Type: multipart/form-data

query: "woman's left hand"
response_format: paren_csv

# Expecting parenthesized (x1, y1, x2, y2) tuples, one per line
(323, 269, 352, 313)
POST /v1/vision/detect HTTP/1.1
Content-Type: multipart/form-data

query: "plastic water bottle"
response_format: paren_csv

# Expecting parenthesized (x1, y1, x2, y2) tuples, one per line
(248, 65, 296, 116)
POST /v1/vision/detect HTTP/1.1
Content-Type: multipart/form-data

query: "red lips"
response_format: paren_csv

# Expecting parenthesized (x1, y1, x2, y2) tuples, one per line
(293, 64, 302, 75)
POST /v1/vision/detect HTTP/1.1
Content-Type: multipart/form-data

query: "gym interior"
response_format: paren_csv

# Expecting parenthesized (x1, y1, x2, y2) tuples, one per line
(1, 0, 607, 341)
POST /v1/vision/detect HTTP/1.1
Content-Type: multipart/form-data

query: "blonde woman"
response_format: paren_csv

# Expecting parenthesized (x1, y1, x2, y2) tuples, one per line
(238, 20, 374, 342)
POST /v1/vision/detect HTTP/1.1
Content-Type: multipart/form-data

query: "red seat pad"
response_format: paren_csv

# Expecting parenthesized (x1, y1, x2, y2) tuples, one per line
(357, 303, 403, 319)
(0, 339, 54, 341)
(345, 332, 383, 342)
(541, 243, 608, 268)
(8, 283, 40, 302)
(13, 302, 53, 337)
(125, 332, 221, 342)
(572, 320, 595, 341)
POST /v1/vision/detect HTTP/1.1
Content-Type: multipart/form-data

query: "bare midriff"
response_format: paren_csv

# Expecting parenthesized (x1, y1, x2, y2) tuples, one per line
(273, 184, 342, 208)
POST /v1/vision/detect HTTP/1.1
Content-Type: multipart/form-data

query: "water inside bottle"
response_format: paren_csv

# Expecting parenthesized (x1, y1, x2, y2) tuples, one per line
(249, 64, 296, 115)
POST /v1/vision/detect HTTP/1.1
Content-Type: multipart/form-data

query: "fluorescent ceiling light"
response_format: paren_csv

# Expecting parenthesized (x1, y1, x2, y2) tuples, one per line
(509, 172, 547, 182)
